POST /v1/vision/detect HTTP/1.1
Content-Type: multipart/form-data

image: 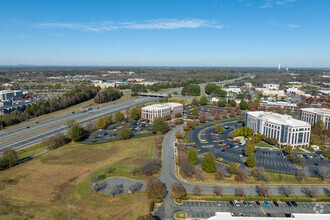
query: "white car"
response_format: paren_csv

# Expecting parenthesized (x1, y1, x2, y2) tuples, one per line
(234, 200, 240, 207)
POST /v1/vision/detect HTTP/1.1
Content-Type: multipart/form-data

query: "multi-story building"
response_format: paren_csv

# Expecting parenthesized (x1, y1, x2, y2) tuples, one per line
(263, 84, 279, 90)
(141, 102, 183, 122)
(259, 100, 297, 110)
(246, 111, 311, 148)
(0, 90, 23, 101)
(245, 82, 252, 88)
(299, 108, 330, 129)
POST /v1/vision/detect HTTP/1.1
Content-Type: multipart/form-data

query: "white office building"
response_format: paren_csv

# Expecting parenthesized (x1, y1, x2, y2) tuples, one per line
(259, 100, 297, 110)
(141, 102, 183, 122)
(0, 90, 23, 101)
(299, 108, 330, 129)
(246, 111, 311, 147)
(263, 84, 279, 90)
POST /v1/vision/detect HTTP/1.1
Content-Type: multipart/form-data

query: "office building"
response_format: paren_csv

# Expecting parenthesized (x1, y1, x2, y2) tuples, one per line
(263, 84, 279, 90)
(246, 111, 311, 148)
(299, 108, 330, 129)
(141, 102, 183, 122)
(0, 90, 23, 101)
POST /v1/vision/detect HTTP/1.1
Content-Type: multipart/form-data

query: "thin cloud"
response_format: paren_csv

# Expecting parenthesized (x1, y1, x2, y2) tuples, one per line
(260, 0, 295, 8)
(285, 24, 300, 28)
(268, 20, 300, 28)
(35, 19, 223, 32)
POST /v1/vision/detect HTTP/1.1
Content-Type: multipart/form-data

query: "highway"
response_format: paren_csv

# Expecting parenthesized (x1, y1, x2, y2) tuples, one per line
(0, 76, 244, 155)
(0, 96, 155, 154)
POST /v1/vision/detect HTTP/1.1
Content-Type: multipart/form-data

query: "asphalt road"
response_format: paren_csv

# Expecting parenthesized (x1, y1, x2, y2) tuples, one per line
(154, 125, 330, 219)
(188, 120, 330, 175)
(0, 97, 155, 154)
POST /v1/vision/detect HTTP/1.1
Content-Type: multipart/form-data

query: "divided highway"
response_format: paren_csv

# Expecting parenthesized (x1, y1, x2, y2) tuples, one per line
(0, 97, 155, 154)
(0, 76, 244, 155)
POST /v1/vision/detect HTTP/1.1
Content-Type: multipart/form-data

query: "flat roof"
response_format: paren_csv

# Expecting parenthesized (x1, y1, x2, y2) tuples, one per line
(247, 111, 310, 127)
(301, 108, 330, 116)
(142, 102, 183, 111)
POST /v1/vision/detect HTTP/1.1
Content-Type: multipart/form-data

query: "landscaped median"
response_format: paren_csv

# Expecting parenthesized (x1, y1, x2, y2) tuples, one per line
(181, 193, 330, 203)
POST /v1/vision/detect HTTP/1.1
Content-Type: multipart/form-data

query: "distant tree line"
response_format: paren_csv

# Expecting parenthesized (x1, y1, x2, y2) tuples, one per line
(181, 85, 201, 96)
(0, 85, 99, 129)
(94, 87, 122, 104)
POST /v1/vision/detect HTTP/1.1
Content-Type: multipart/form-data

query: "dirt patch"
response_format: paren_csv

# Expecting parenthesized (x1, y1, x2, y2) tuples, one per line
(79, 167, 89, 173)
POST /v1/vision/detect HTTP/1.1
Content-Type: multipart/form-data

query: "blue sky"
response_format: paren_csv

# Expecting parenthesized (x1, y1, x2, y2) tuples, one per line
(0, 0, 329, 67)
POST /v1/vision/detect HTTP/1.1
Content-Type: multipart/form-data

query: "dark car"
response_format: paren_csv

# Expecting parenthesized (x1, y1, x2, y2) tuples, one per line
(248, 202, 253, 207)
(273, 201, 279, 207)
(243, 201, 248, 207)
(286, 201, 292, 207)
(266, 213, 272, 217)
(26, 126, 30, 128)
(255, 201, 260, 206)
(229, 201, 234, 206)
(291, 201, 298, 207)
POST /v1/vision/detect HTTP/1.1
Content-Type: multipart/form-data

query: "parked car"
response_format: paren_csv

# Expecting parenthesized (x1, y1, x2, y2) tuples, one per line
(234, 200, 240, 207)
(273, 201, 279, 207)
(264, 201, 270, 207)
(243, 201, 248, 207)
(255, 201, 260, 206)
(229, 201, 234, 206)
(248, 202, 253, 207)
(286, 201, 292, 207)
(217, 201, 221, 206)
(291, 201, 298, 207)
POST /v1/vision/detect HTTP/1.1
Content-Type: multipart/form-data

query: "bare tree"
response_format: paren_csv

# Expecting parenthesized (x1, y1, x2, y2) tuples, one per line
(235, 187, 245, 198)
(257, 184, 270, 197)
(279, 185, 295, 198)
(215, 167, 226, 181)
(195, 166, 205, 181)
(235, 168, 248, 183)
(214, 185, 223, 197)
(194, 185, 201, 196)
(296, 167, 309, 182)
(318, 166, 330, 181)
(306, 186, 320, 198)
(252, 168, 269, 182)
(180, 162, 195, 178)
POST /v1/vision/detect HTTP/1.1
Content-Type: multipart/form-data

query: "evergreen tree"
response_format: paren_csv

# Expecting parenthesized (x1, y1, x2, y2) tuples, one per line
(201, 152, 216, 173)
(240, 99, 248, 110)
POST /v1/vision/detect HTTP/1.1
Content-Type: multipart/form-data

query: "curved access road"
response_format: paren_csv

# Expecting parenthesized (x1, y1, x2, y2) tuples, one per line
(160, 125, 330, 196)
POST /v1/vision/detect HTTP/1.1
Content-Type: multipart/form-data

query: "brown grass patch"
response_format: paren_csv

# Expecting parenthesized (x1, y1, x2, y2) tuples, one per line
(0, 136, 154, 219)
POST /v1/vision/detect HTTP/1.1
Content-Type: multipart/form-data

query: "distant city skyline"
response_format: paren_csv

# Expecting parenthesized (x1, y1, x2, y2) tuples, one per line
(1, 0, 330, 67)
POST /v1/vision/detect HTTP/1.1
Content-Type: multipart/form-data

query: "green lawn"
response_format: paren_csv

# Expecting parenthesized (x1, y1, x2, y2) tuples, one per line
(256, 141, 274, 148)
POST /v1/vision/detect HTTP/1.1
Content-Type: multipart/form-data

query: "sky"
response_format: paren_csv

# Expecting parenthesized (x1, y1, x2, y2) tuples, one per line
(0, 0, 330, 67)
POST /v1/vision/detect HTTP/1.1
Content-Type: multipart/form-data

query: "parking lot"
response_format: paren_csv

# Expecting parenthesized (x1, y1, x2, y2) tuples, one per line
(188, 120, 330, 175)
(179, 201, 330, 218)
(83, 121, 152, 143)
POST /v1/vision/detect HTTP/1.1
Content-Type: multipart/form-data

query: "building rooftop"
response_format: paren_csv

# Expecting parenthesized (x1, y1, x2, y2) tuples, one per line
(247, 111, 310, 127)
(142, 102, 182, 111)
(301, 108, 330, 116)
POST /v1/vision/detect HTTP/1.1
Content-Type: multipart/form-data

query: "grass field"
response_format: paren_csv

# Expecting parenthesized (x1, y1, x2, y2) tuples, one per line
(0, 135, 155, 219)
(256, 141, 274, 148)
